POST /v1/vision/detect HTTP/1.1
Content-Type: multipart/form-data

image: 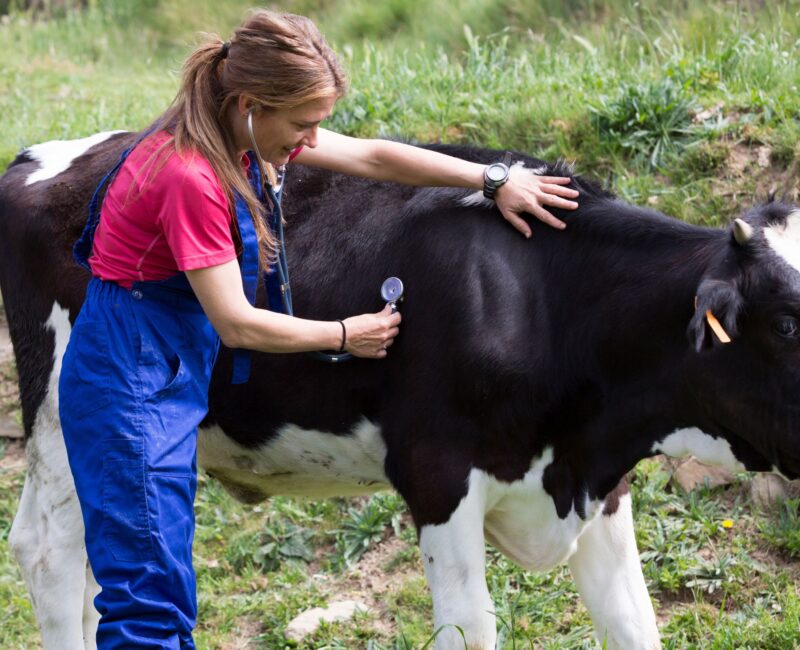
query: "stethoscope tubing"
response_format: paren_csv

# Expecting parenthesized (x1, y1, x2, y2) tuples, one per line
(247, 110, 352, 362)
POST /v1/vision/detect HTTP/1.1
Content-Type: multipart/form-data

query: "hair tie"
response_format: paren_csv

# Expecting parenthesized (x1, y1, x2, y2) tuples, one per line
(220, 41, 231, 59)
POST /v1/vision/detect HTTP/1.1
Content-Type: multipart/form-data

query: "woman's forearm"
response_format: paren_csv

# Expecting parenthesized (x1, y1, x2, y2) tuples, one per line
(186, 261, 399, 358)
(224, 308, 341, 352)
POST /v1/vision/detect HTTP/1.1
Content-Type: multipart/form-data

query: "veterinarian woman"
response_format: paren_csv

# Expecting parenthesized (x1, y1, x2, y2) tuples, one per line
(58, 8, 579, 648)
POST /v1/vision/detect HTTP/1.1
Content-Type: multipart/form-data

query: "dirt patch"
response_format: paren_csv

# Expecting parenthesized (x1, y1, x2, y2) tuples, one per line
(316, 521, 421, 638)
(221, 618, 265, 650)
(716, 141, 799, 202)
(0, 309, 23, 438)
(0, 438, 26, 471)
(0, 307, 11, 364)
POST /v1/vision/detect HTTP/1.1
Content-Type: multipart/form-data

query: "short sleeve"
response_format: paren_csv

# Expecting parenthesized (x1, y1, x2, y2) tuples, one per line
(156, 155, 237, 271)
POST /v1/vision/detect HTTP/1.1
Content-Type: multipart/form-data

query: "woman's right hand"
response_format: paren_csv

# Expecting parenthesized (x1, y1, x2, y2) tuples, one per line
(342, 305, 402, 358)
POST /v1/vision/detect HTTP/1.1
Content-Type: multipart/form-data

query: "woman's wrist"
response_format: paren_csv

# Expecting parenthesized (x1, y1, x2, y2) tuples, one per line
(324, 321, 342, 351)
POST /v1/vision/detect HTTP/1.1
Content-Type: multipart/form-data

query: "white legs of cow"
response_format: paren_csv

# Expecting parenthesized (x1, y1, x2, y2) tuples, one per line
(568, 493, 661, 650)
(420, 483, 497, 649)
(9, 303, 656, 649)
(8, 304, 99, 650)
(11, 457, 96, 650)
(419, 463, 660, 649)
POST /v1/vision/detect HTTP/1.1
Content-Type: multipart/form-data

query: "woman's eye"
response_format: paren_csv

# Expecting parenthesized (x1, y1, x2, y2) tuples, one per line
(773, 317, 800, 338)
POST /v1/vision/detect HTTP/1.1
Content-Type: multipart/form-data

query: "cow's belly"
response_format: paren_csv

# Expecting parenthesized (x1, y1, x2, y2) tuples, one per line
(197, 418, 390, 501)
(481, 450, 602, 571)
(484, 486, 600, 571)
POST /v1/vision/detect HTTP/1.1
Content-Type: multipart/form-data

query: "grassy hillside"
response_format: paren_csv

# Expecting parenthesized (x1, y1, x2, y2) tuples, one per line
(1, 1, 799, 648)
(0, 0, 798, 222)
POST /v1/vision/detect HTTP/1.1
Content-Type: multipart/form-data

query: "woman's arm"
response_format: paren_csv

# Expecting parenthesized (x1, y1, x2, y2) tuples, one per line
(186, 260, 400, 358)
(293, 129, 579, 238)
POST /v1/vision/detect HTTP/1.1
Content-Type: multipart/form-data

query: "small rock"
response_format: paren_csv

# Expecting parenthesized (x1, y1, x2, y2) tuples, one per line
(751, 473, 787, 508)
(693, 101, 724, 124)
(285, 600, 369, 642)
(673, 458, 734, 492)
(756, 146, 772, 169)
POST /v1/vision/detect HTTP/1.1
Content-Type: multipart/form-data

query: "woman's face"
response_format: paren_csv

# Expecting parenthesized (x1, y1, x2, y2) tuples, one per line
(243, 95, 336, 165)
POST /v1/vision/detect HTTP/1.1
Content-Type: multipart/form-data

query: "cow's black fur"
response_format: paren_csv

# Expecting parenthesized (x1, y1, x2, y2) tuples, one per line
(2, 134, 799, 528)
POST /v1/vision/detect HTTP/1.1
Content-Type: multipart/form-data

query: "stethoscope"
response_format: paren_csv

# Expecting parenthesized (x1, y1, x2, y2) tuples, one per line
(247, 110, 403, 363)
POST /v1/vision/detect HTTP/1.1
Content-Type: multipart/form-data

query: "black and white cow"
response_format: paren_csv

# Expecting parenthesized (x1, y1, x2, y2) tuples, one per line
(2, 130, 799, 650)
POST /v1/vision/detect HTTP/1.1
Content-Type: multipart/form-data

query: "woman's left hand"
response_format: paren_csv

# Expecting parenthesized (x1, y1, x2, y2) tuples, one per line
(494, 169, 580, 238)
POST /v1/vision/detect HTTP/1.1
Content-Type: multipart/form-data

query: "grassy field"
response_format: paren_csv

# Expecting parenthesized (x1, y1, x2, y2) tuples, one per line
(1, 0, 800, 648)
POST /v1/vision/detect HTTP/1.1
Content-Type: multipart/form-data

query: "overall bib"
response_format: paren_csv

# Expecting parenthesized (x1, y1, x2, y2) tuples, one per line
(60, 145, 275, 648)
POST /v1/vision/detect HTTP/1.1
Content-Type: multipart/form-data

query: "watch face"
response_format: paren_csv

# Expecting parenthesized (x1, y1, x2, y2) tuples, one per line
(486, 163, 508, 182)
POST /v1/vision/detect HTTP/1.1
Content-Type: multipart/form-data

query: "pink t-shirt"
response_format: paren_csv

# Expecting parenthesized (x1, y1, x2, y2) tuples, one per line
(89, 132, 237, 288)
(89, 132, 303, 289)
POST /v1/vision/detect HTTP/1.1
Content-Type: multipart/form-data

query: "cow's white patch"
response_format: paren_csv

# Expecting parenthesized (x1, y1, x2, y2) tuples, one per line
(24, 131, 124, 186)
(652, 427, 746, 472)
(419, 473, 495, 649)
(198, 418, 389, 500)
(482, 448, 599, 571)
(568, 494, 661, 650)
(458, 161, 545, 208)
(459, 191, 494, 208)
(419, 448, 612, 649)
(9, 303, 97, 650)
(764, 210, 800, 274)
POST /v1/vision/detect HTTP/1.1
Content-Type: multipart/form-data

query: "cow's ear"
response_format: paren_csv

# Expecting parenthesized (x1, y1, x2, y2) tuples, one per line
(687, 279, 743, 352)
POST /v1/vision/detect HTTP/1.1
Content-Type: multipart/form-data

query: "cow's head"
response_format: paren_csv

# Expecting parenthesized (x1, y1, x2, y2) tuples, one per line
(686, 202, 800, 478)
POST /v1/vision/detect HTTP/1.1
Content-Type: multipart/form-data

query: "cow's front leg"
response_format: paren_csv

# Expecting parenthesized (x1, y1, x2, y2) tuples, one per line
(9, 422, 93, 650)
(417, 473, 495, 650)
(567, 484, 661, 650)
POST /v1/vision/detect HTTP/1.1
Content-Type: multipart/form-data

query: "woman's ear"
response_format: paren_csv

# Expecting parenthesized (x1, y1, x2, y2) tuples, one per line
(237, 95, 253, 117)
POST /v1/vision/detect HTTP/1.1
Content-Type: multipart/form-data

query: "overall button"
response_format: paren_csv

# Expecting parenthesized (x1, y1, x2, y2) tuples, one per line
(131, 289, 143, 300)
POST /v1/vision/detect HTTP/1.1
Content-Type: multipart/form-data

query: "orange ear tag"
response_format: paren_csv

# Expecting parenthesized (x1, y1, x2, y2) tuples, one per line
(705, 310, 732, 344)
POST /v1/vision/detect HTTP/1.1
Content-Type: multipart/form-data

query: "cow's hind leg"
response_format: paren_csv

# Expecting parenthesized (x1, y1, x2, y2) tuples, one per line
(8, 303, 96, 649)
(9, 420, 93, 650)
(83, 562, 101, 650)
(416, 473, 495, 650)
(567, 483, 661, 650)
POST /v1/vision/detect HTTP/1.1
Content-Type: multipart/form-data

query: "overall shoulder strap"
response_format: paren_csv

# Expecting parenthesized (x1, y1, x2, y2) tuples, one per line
(72, 145, 132, 269)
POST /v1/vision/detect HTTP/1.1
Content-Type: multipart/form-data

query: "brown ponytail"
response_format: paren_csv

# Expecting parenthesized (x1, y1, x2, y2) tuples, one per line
(145, 10, 347, 268)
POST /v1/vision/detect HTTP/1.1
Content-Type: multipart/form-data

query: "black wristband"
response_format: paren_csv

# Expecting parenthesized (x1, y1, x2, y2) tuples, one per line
(336, 319, 346, 352)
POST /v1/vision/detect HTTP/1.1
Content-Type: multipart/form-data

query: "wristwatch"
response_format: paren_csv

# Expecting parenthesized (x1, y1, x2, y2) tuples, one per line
(483, 151, 513, 201)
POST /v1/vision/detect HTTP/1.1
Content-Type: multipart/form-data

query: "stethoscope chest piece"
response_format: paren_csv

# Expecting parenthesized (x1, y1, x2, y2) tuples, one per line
(381, 277, 404, 312)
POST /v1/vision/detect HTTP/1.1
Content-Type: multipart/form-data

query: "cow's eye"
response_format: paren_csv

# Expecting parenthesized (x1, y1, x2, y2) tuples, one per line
(773, 317, 800, 339)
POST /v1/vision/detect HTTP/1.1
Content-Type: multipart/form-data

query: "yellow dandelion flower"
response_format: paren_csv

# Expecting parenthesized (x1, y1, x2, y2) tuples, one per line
(721, 519, 734, 529)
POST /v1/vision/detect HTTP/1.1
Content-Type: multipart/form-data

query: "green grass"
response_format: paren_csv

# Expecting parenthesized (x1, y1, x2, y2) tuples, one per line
(1, 0, 800, 647)
(2, 0, 798, 226)
(2, 452, 800, 648)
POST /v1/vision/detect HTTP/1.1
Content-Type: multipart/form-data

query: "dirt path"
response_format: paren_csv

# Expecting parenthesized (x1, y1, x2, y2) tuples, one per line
(0, 309, 11, 364)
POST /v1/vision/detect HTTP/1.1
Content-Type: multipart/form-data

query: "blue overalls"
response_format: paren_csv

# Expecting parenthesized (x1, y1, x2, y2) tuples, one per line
(59, 144, 276, 648)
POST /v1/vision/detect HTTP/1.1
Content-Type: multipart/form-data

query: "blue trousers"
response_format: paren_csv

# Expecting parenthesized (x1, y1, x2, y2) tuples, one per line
(60, 277, 218, 649)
